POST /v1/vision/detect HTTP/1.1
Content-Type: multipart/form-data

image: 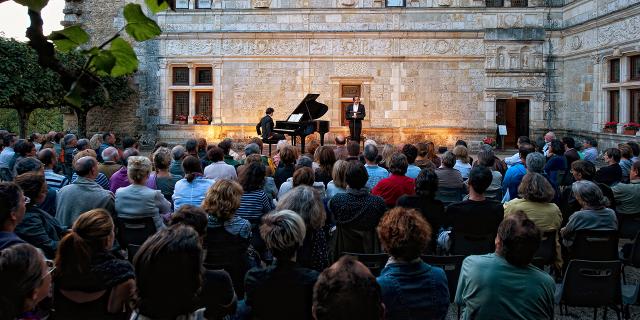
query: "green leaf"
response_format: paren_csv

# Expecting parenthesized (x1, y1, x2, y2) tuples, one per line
(123, 3, 162, 41)
(145, 0, 169, 13)
(109, 38, 138, 77)
(48, 25, 90, 52)
(64, 81, 85, 108)
(89, 50, 116, 76)
(13, 0, 49, 12)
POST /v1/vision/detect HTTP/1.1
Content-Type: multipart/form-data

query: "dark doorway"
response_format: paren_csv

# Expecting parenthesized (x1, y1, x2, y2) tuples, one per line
(496, 99, 529, 148)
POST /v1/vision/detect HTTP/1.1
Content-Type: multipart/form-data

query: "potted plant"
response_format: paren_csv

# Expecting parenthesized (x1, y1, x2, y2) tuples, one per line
(174, 114, 187, 125)
(482, 137, 496, 148)
(193, 113, 211, 125)
(623, 122, 640, 135)
(603, 121, 618, 133)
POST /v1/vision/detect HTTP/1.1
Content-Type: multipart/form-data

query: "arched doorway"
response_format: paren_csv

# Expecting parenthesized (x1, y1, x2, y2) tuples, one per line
(496, 99, 529, 148)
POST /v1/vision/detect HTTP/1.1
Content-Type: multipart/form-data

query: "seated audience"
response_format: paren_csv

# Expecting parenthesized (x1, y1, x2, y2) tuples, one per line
(53, 209, 135, 319)
(363, 144, 389, 190)
(502, 143, 535, 201)
(173, 156, 215, 211)
(560, 160, 616, 226)
(115, 156, 171, 231)
(277, 156, 325, 199)
(476, 148, 503, 195)
(402, 144, 421, 179)
(504, 136, 531, 168)
(445, 166, 504, 249)
(313, 255, 384, 320)
(204, 146, 237, 181)
(236, 162, 275, 226)
(274, 145, 296, 189)
(611, 161, 640, 215)
(0, 182, 26, 250)
(131, 225, 206, 319)
(57, 156, 115, 228)
(582, 138, 598, 164)
(0, 133, 17, 181)
(326, 159, 348, 199)
(38, 148, 69, 191)
(562, 137, 580, 167)
(109, 148, 141, 193)
(239, 154, 278, 201)
(379, 144, 396, 170)
(70, 149, 111, 190)
(455, 212, 555, 319)
(0, 243, 52, 320)
(202, 180, 252, 297)
(334, 134, 349, 160)
(147, 147, 182, 204)
(372, 153, 415, 207)
(619, 143, 634, 184)
(244, 210, 319, 320)
(98, 147, 121, 180)
(435, 151, 464, 189)
(377, 207, 450, 319)
(277, 186, 329, 271)
(594, 147, 623, 186)
(219, 138, 239, 167)
(169, 145, 186, 177)
(543, 139, 567, 189)
(14, 173, 65, 258)
(315, 146, 336, 187)
(397, 168, 445, 252)
(271, 140, 289, 168)
(453, 145, 472, 179)
(561, 180, 618, 248)
(329, 162, 386, 256)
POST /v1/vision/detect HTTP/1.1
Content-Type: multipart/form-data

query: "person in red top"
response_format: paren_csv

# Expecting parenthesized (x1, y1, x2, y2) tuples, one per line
(372, 153, 415, 207)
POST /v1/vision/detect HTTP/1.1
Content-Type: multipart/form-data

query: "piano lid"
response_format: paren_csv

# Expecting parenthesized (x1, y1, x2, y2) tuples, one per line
(287, 94, 328, 122)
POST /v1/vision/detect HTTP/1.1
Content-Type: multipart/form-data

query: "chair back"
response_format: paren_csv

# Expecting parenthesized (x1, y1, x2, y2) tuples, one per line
(630, 231, 640, 268)
(127, 244, 141, 262)
(435, 187, 464, 206)
(204, 226, 251, 297)
(559, 260, 622, 307)
(532, 230, 557, 268)
(484, 189, 503, 201)
(421, 255, 465, 303)
(617, 212, 640, 240)
(569, 230, 619, 261)
(116, 216, 157, 248)
(342, 252, 389, 277)
(450, 232, 495, 256)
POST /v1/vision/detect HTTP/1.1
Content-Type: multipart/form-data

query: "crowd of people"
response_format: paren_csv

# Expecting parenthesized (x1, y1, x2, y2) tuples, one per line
(0, 128, 639, 320)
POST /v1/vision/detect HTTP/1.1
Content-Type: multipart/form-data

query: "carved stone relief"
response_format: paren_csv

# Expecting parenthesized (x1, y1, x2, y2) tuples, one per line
(485, 43, 543, 71)
(334, 62, 369, 77)
(165, 40, 216, 56)
(489, 76, 544, 89)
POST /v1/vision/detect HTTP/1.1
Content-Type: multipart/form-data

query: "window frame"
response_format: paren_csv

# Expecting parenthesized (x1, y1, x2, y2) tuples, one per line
(195, 91, 213, 117)
(510, 0, 528, 7)
(630, 55, 640, 81)
(609, 90, 620, 123)
(172, 91, 190, 120)
(195, 0, 212, 9)
(609, 58, 620, 83)
(172, 67, 190, 86)
(195, 67, 213, 86)
(485, 0, 504, 7)
(631, 89, 640, 124)
(340, 84, 362, 126)
(175, 0, 190, 9)
(385, 0, 406, 7)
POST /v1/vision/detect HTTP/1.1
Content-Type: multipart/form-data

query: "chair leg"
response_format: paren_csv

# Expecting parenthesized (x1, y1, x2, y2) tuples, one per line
(457, 305, 460, 320)
(602, 307, 607, 320)
(622, 265, 627, 285)
(593, 307, 597, 320)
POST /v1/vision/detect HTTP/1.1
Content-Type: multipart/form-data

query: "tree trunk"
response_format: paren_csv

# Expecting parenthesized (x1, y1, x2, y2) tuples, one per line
(16, 108, 31, 139)
(75, 109, 88, 138)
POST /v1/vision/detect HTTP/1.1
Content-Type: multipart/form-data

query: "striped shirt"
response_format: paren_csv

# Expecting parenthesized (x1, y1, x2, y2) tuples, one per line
(44, 169, 69, 191)
(236, 190, 275, 225)
(72, 172, 111, 190)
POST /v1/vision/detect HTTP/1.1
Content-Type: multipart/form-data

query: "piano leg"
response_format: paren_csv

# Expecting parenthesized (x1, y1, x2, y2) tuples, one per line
(320, 133, 325, 146)
(290, 135, 296, 146)
(300, 135, 306, 155)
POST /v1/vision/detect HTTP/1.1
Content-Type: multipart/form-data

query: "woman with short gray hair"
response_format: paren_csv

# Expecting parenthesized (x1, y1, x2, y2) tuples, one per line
(115, 156, 171, 231)
(276, 186, 328, 271)
(561, 180, 618, 248)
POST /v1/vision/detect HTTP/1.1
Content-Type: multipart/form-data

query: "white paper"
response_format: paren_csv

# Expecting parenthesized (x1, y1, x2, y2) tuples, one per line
(287, 113, 303, 122)
(498, 125, 507, 136)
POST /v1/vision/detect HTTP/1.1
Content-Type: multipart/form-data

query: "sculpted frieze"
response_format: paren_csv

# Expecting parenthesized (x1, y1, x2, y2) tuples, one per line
(488, 76, 544, 89)
(165, 40, 216, 56)
(562, 15, 640, 55)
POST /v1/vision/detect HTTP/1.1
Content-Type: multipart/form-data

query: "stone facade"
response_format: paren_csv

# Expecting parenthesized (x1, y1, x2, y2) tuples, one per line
(63, 0, 640, 148)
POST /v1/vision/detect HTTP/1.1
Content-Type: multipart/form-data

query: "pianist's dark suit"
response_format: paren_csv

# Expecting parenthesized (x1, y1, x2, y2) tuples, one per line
(257, 115, 285, 140)
(345, 103, 365, 142)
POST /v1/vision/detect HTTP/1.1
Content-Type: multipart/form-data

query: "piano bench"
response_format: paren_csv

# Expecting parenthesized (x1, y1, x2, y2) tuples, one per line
(262, 138, 280, 156)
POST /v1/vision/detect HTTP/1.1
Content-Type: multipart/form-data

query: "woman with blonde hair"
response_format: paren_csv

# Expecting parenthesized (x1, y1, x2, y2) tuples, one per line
(453, 145, 472, 179)
(89, 134, 103, 152)
(115, 156, 171, 231)
(146, 147, 182, 204)
(379, 144, 397, 170)
(326, 159, 348, 199)
(53, 209, 135, 319)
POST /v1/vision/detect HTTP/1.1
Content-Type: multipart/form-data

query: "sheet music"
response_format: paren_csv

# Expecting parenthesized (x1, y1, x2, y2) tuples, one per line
(287, 113, 304, 122)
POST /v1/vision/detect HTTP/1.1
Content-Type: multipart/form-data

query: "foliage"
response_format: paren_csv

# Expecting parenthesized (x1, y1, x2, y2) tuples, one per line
(623, 122, 640, 131)
(482, 137, 496, 147)
(604, 121, 618, 129)
(0, 108, 63, 134)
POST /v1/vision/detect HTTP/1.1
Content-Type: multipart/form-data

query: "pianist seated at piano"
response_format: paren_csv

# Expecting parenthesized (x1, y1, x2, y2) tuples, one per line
(256, 107, 285, 141)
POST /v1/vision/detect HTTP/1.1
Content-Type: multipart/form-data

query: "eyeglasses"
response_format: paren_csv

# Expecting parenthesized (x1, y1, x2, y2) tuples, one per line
(44, 259, 55, 278)
(24, 196, 31, 205)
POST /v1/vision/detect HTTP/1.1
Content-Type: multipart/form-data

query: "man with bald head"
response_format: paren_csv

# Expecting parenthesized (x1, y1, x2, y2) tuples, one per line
(334, 134, 348, 160)
(98, 146, 122, 179)
(56, 156, 115, 227)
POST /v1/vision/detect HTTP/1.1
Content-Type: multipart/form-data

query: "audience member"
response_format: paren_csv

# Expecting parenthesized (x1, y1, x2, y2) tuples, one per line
(12, 140, 37, 177)
(88, 133, 103, 153)
(435, 151, 464, 189)
(0, 133, 17, 181)
(98, 146, 121, 179)
(70, 150, 110, 191)
(372, 153, 415, 207)
(185, 138, 199, 158)
(377, 207, 450, 319)
(594, 147, 623, 186)
(402, 144, 421, 179)
(561, 180, 618, 248)
(504, 136, 531, 168)
(334, 134, 348, 160)
(240, 154, 278, 201)
(53, 209, 135, 319)
(170, 205, 208, 240)
(542, 131, 555, 156)
(315, 146, 336, 187)
(562, 137, 580, 167)
(274, 145, 296, 189)
(219, 138, 239, 167)
(424, 141, 442, 168)
(476, 149, 503, 195)
(560, 160, 616, 227)
(169, 145, 186, 177)
(14, 173, 65, 258)
(14, 157, 43, 176)
(277, 186, 329, 271)
(611, 161, 640, 215)
(271, 140, 289, 168)
(363, 144, 389, 190)
(131, 225, 206, 319)
(38, 148, 69, 191)
(148, 147, 182, 203)
(543, 139, 567, 189)
(313, 255, 384, 320)
(204, 146, 237, 180)
(329, 161, 386, 256)
(244, 210, 319, 320)
(115, 156, 171, 231)
(397, 168, 445, 253)
(582, 137, 598, 164)
(62, 134, 78, 179)
(57, 156, 115, 228)
(0, 182, 26, 250)
(326, 159, 348, 199)
(628, 141, 639, 162)
(618, 143, 634, 184)
(197, 138, 208, 161)
(236, 162, 275, 226)
(502, 143, 535, 201)
(525, 152, 546, 174)
(346, 141, 360, 162)
(0, 243, 52, 320)
(108, 148, 139, 193)
(173, 156, 215, 211)
(293, 167, 316, 187)
(455, 212, 555, 319)
(278, 156, 326, 199)
(97, 133, 115, 163)
(452, 145, 472, 179)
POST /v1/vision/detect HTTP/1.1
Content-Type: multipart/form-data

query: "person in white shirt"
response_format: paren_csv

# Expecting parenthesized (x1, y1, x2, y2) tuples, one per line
(505, 136, 531, 168)
(345, 96, 366, 142)
(542, 131, 555, 157)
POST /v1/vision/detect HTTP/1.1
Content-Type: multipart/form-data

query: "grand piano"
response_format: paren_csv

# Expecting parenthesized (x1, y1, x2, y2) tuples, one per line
(273, 93, 330, 154)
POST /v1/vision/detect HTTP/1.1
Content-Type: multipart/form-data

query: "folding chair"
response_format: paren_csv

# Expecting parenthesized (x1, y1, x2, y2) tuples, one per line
(532, 230, 557, 270)
(435, 187, 464, 206)
(342, 252, 389, 277)
(450, 232, 495, 256)
(568, 230, 619, 261)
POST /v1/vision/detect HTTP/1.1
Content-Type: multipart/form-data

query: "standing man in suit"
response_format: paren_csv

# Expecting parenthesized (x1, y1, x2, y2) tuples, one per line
(257, 107, 285, 141)
(346, 96, 366, 142)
